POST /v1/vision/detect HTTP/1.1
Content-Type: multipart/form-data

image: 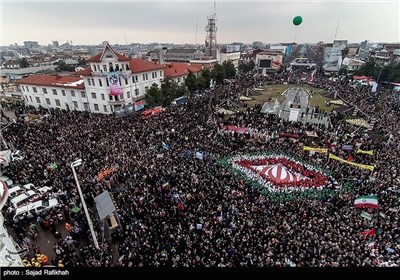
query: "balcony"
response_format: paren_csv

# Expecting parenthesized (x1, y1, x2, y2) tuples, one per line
(108, 99, 125, 105)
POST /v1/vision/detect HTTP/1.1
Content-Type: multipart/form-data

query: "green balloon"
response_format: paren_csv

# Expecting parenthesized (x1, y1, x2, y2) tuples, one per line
(293, 16, 303, 26)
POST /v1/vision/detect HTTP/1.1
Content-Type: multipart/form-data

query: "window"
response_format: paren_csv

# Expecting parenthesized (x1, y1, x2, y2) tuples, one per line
(132, 76, 135, 84)
(81, 91, 86, 98)
(29, 96, 32, 102)
(160, 71, 162, 77)
(142, 74, 146, 81)
(42, 88, 47, 94)
(127, 91, 130, 98)
(152, 72, 157, 79)
(103, 65, 107, 71)
(61, 90, 66, 96)
(94, 104, 99, 111)
(88, 79, 91, 86)
(135, 89, 139, 96)
(83, 102, 89, 111)
(71, 90, 75, 97)
(135, 75, 138, 82)
(101, 94, 105, 100)
(98, 79, 102, 87)
(125, 78, 128, 85)
(55, 99, 61, 106)
(35, 97, 41, 104)
(73, 101, 78, 109)
(91, 79, 95, 86)
(109, 95, 113, 101)
(52, 89, 57, 95)
(145, 86, 149, 93)
(103, 105, 108, 112)
(21, 86, 25, 91)
(46, 98, 50, 105)
(177, 78, 181, 83)
(91, 92, 96, 99)
(26, 87, 29, 92)
(33, 87, 37, 93)
(121, 93, 124, 99)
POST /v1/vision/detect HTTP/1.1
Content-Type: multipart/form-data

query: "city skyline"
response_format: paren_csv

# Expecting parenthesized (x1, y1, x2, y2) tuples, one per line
(1, 1, 399, 46)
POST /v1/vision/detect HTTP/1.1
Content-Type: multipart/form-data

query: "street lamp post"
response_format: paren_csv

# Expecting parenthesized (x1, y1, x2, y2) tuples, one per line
(70, 159, 100, 250)
(0, 118, 16, 149)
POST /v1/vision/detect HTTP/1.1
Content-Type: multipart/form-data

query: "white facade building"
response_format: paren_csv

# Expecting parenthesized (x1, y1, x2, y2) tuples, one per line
(219, 52, 241, 68)
(18, 44, 167, 114)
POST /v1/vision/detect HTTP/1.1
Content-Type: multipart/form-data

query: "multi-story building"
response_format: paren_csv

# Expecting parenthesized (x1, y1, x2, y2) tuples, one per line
(163, 63, 201, 85)
(255, 51, 284, 74)
(18, 44, 167, 114)
(18, 74, 86, 111)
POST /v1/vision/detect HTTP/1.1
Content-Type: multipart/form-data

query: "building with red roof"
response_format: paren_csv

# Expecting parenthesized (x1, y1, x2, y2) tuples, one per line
(18, 44, 168, 114)
(163, 63, 201, 85)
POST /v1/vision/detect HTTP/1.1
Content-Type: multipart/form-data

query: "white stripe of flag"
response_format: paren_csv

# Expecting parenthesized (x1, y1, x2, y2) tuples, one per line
(354, 195, 378, 209)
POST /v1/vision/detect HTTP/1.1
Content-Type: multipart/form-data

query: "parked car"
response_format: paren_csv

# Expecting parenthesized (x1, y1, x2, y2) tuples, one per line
(0, 176, 14, 187)
(13, 198, 60, 221)
(11, 186, 52, 208)
(8, 183, 35, 198)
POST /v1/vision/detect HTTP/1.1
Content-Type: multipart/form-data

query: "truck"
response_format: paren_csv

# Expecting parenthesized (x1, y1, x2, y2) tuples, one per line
(171, 95, 187, 106)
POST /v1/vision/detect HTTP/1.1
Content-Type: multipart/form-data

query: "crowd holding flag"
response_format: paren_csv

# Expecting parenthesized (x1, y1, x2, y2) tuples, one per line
(354, 195, 379, 209)
(361, 228, 376, 238)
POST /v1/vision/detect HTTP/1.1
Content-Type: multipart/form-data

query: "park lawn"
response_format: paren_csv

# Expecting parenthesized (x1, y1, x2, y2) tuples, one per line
(242, 84, 340, 113)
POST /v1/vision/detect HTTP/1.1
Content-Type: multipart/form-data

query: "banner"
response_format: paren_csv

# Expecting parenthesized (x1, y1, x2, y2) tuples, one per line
(303, 146, 328, 154)
(223, 125, 249, 133)
(107, 72, 122, 96)
(361, 211, 373, 220)
(97, 166, 116, 182)
(279, 132, 300, 139)
(134, 100, 145, 111)
(329, 153, 374, 171)
(341, 144, 353, 151)
(357, 149, 374, 156)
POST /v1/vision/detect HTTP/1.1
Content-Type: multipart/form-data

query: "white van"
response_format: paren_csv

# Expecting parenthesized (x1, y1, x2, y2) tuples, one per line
(0, 176, 14, 187)
(13, 198, 60, 221)
(11, 186, 52, 208)
(8, 183, 35, 198)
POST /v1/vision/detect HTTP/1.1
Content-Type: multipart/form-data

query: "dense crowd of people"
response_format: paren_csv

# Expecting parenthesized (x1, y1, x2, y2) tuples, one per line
(1, 68, 399, 267)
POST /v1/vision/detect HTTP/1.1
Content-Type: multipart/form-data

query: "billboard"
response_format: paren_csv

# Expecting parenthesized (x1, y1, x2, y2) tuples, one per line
(226, 44, 241, 53)
(134, 100, 145, 111)
(107, 72, 122, 96)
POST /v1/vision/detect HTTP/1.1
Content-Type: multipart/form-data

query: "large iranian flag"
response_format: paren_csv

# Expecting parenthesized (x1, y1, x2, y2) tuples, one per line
(354, 195, 378, 209)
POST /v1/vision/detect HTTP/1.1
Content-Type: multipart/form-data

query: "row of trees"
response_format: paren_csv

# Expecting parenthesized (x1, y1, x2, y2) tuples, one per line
(145, 60, 237, 107)
(145, 78, 188, 107)
(354, 60, 400, 83)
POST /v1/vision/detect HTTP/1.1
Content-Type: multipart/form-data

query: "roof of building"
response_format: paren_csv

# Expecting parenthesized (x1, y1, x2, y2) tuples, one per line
(88, 44, 130, 62)
(166, 49, 199, 54)
(163, 63, 201, 78)
(129, 58, 167, 74)
(16, 74, 85, 89)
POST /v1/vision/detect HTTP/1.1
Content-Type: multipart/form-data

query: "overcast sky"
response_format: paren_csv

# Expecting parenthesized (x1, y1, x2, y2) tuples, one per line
(1, 0, 399, 46)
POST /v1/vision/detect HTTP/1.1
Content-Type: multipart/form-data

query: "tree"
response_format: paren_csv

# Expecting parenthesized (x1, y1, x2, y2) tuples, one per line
(200, 69, 212, 90)
(211, 64, 226, 84)
(145, 83, 162, 107)
(238, 60, 255, 73)
(18, 58, 29, 68)
(161, 77, 178, 106)
(78, 57, 86, 66)
(222, 60, 236, 79)
(176, 83, 188, 98)
(56, 60, 75, 72)
(185, 72, 198, 92)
